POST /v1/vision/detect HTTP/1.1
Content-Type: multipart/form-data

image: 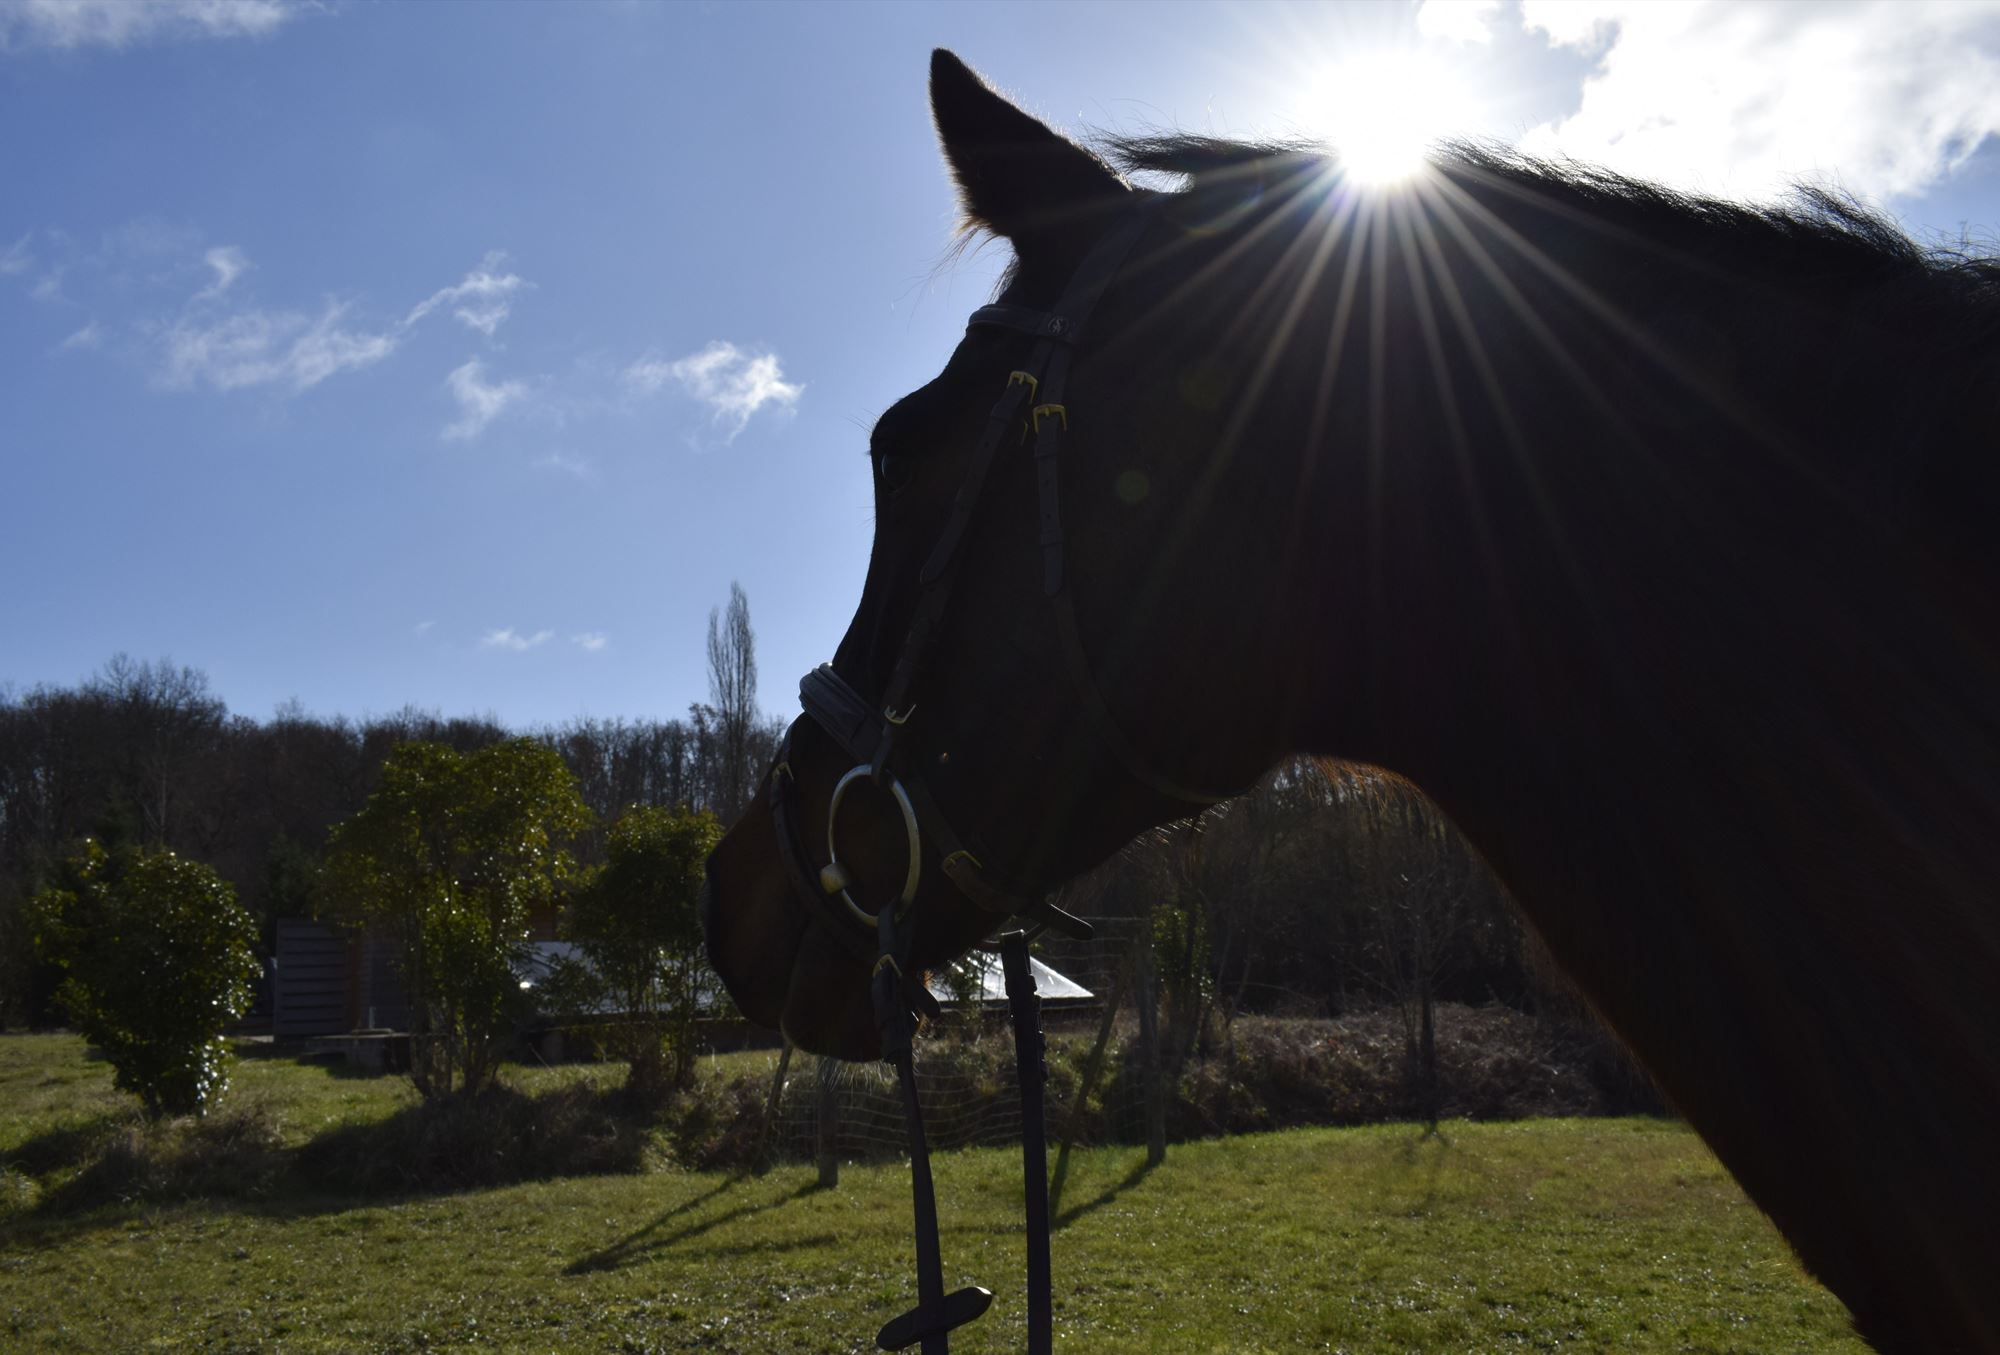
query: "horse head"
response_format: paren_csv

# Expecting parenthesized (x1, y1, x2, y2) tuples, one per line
(702, 51, 1317, 1059)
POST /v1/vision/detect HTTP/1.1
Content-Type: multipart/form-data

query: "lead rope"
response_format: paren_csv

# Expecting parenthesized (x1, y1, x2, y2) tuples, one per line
(874, 904, 993, 1353)
(1001, 932, 1055, 1355)
(871, 910, 1060, 1353)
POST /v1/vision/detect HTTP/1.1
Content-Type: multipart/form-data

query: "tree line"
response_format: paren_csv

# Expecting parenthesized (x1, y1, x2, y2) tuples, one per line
(1036, 758, 1548, 1136)
(0, 589, 778, 1029)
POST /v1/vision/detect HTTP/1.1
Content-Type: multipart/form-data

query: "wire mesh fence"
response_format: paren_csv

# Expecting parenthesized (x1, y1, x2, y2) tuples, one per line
(756, 917, 1148, 1165)
(740, 910, 1661, 1171)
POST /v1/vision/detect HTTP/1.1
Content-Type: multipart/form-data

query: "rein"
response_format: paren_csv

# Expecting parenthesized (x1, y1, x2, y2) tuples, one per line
(768, 197, 1245, 1353)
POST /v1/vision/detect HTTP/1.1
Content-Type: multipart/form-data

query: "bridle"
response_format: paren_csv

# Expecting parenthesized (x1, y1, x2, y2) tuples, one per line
(771, 195, 1248, 959)
(766, 197, 1245, 1353)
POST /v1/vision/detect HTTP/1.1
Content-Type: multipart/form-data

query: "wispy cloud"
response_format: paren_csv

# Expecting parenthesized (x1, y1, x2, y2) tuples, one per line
(443, 358, 527, 440)
(158, 300, 397, 393)
(0, 233, 32, 276)
(413, 620, 436, 638)
(535, 450, 596, 482)
(56, 320, 102, 352)
(1518, 1, 2000, 202)
(406, 250, 527, 337)
(0, 0, 308, 52)
(101, 216, 201, 260)
(194, 245, 248, 301)
(135, 248, 531, 402)
(571, 632, 608, 652)
(481, 627, 553, 652)
(29, 266, 65, 302)
(626, 340, 802, 442)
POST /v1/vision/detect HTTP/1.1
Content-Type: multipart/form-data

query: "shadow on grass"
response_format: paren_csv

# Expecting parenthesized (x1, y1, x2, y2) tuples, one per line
(566, 1177, 822, 1275)
(1, 1080, 667, 1240)
(297, 1082, 648, 1196)
(1053, 1154, 1156, 1232)
(6, 1098, 291, 1224)
(1390, 1123, 1457, 1214)
(3, 1116, 125, 1179)
(232, 1040, 398, 1081)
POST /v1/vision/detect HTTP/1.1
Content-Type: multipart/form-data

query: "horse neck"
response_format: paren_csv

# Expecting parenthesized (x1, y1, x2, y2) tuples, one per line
(1269, 186, 2000, 1351)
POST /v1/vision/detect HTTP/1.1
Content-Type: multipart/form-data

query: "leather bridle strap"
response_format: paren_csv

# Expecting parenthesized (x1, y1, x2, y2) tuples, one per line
(1000, 933, 1054, 1353)
(870, 207, 1155, 737)
(873, 902, 992, 1354)
(871, 915, 1057, 1355)
(981, 208, 1250, 808)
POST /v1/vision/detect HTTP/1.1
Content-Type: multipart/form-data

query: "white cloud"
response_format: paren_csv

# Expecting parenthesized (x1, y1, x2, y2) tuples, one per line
(413, 620, 436, 637)
(1519, 0, 2000, 202)
(626, 340, 802, 441)
(572, 632, 608, 652)
(142, 249, 530, 401)
(194, 245, 248, 301)
(0, 233, 32, 275)
(406, 251, 527, 337)
(56, 320, 102, 352)
(1416, 0, 1501, 45)
(158, 300, 397, 392)
(29, 266, 65, 301)
(0, 0, 305, 51)
(481, 627, 553, 652)
(443, 358, 527, 440)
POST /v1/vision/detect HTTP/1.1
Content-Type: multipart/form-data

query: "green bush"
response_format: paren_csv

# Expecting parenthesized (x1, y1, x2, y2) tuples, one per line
(28, 842, 259, 1118)
(325, 740, 591, 1098)
(555, 805, 721, 1101)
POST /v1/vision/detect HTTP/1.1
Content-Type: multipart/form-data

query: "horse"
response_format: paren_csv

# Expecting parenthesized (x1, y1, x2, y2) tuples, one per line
(702, 49, 2000, 1353)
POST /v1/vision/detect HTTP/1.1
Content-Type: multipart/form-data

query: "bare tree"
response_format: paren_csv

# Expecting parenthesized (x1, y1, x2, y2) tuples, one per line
(1328, 770, 1503, 1131)
(705, 582, 759, 820)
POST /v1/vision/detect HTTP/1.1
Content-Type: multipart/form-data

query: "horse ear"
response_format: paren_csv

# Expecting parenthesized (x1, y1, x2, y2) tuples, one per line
(930, 49, 1128, 247)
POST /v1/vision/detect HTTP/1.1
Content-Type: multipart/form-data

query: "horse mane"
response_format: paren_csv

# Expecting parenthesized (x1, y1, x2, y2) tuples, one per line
(1100, 132, 2000, 353)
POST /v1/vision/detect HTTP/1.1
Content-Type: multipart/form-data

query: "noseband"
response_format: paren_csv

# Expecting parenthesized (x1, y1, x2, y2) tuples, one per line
(767, 198, 1244, 1354)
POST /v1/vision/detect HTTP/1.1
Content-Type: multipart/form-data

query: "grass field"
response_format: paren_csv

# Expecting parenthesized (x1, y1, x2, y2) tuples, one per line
(0, 1034, 1864, 1353)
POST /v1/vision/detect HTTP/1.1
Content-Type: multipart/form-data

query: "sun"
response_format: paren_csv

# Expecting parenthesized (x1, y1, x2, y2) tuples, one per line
(1313, 48, 1472, 186)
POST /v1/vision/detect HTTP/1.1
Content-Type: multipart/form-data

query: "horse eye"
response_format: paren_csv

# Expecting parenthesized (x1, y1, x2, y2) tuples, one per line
(877, 454, 914, 493)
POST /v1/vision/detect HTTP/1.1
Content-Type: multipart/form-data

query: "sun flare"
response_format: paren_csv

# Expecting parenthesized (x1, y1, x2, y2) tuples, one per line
(1313, 49, 1471, 187)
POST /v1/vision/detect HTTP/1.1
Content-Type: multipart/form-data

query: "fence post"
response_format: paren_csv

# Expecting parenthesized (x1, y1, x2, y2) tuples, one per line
(1136, 939, 1166, 1167)
(816, 1054, 840, 1188)
(754, 1040, 793, 1170)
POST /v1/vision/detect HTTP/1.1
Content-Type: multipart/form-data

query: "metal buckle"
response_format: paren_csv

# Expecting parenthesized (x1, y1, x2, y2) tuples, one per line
(1031, 403, 1067, 433)
(1007, 370, 1039, 398)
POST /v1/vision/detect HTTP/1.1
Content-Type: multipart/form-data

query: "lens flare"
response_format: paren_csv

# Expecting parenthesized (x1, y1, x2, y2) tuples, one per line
(1313, 49, 1471, 187)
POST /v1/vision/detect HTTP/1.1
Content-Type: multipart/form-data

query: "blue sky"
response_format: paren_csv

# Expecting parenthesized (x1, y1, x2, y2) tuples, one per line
(5, 0, 1998, 729)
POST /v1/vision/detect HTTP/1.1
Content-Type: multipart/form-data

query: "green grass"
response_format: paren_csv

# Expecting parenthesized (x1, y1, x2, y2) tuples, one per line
(0, 1032, 652, 1158)
(0, 1034, 1863, 1353)
(694, 1043, 793, 1086)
